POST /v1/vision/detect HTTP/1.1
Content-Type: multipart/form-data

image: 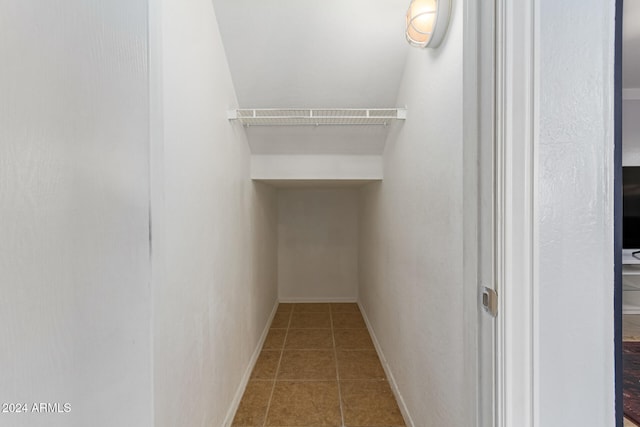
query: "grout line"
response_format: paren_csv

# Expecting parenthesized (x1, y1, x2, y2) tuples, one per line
(261, 307, 291, 427)
(246, 304, 361, 427)
(330, 305, 346, 427)
(274, 348, 369, 352)
(268, 378, 388, 383)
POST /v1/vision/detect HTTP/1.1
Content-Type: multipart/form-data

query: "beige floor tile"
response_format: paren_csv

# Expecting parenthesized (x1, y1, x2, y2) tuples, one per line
(337, 350, 385, 380)
(285, 328, 334, 349)
(340, 380, 405, 426)
(290, 311, 332, 329)
(263, 329, 287, 350)
(266, 381, 341, 426)
(278, 350, 337, 380)
(276, 303, 294, 314)
(330, 303, 360, 313)
(294, 303, 331, 312)
(232, 380, 273, 426)
(251, 350, 281, 380)
(334, 328, 374, 350)
(332, 312, 366, 329)
(271, 311, 292, 329)
(626, 418, 639, 427)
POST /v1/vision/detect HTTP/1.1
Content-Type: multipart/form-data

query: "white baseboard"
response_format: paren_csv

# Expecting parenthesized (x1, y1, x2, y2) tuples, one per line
(222, 300, 279, 427)
(358, 302, 415, 427)
(278, 297, 357, 303)
(623, 306, 640, 315)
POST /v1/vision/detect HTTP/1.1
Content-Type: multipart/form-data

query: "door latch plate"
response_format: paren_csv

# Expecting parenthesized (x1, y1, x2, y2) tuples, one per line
(482, 287, 498, 317)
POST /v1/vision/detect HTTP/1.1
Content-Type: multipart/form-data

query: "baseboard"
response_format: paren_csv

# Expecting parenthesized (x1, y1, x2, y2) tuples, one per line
(623, 306, 640, 315)
(358, 302, 415, 427)
(222, 300, 279, 427)
(278, 296, 358, 303)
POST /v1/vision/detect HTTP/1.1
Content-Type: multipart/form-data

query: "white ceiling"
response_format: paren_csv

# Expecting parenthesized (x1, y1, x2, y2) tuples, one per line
(624, 1, 640, 89)
(212, 0, 410, 108)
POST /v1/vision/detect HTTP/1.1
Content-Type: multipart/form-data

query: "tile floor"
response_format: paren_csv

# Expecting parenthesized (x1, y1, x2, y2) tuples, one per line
(232, 302, 406, 427)
(235, 311, 640, 426)
(624, 315, 640, 426)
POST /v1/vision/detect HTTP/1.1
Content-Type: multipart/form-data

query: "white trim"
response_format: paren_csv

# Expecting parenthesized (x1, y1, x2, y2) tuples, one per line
(623, 88, 640, 100)
(496, 0, 507, 423)
(461, 0, 481, 424)
(277, 297, 358, 303)
(222, 301, 279, 427)
(148, 0, 163, 425)
(497, 0, 535, 425)
(358, 302, 415, 427)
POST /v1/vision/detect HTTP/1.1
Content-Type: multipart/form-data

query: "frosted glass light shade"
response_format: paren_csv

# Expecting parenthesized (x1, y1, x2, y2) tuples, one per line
(405, 0, 451, 48)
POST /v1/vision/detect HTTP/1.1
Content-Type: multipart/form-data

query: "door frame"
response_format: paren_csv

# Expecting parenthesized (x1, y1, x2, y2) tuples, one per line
(461, 0, 490, 423)
(471, 1, 622, 426)
(494, 0, 536, 426)
(463, 0, 538, 427)
(492, 0, 538, 425)
(614, 0, 623, 425)
(463, 0, 536, 425)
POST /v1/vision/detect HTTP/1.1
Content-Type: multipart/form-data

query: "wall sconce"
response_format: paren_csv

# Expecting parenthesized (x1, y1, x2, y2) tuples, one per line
(405, 0, 451, 48)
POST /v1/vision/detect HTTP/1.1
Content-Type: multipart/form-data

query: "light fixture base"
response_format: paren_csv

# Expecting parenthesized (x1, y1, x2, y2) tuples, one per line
(405, 0, 452, 49)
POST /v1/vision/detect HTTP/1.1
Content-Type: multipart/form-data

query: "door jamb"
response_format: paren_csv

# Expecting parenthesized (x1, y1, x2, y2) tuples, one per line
(494, 0, 536, 426)
(614, 0, 623, 425)
(461, 0, 481, 424)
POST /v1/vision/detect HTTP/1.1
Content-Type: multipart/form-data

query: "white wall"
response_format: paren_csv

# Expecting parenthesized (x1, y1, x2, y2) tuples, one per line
(278, 188, 359, 301)
(535, 0, 615, 425)
(623, 99, 640, 166)
(358, 2, 465, 426)
(152, 0, 278, 425)
(251, 155, 383, 181)
(0, 2, 152, 426)
(247, 126, 388, 155)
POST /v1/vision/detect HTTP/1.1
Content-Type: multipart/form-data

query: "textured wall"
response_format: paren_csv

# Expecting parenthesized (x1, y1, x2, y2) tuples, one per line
(251, 155, 383, 180)
(536, 0, 615, 425)
(278, 188, 359, 301)
(152, 0, 278, 425)
(0, 2, 152, 426)
(358, 1, 465, 425)
(247, 126, 388, 155)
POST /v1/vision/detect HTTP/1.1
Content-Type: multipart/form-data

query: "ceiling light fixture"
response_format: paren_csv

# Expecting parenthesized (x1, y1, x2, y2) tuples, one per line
(405, 0, 451, 48)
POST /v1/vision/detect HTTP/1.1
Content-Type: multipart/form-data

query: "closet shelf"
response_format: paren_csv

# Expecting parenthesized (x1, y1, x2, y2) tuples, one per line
(227, 108, 407, 126)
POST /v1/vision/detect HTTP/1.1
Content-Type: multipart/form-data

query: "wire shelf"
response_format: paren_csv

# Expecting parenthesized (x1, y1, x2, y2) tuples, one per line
(227, 108, 407, 126)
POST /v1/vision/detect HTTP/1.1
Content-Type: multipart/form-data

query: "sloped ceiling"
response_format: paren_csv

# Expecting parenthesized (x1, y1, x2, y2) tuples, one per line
(624, 0, 640, 89)
(214, 1, 640, 100)
(212, 0, 410, 108)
